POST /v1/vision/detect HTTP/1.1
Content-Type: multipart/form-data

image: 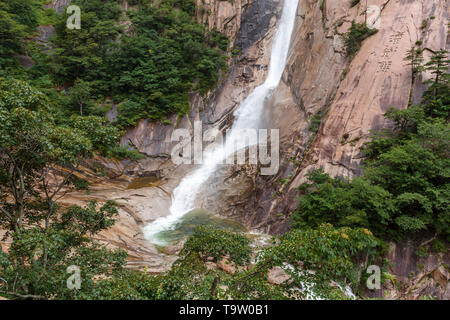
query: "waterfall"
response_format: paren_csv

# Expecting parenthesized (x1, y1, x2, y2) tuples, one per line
(144, 0, 300, 245)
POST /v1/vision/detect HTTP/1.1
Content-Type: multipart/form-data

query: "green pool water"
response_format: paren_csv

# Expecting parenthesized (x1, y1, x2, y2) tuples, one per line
(151, 209, 246, 246)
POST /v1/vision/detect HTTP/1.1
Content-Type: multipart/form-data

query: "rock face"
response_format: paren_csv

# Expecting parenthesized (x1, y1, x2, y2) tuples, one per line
(190, 0, 450, 299)
(267, 266, 291, 285)
(46, 0, 72, 14)
(195, 0, 248, 44)
(365, 237, 450, 300)
(57, 157, 181, 273)
(217, 256, 237, 274)
(122, 0, 281, 157)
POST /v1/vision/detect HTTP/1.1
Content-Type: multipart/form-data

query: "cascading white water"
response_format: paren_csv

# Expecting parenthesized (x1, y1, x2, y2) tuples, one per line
(144, 0, 300, 245)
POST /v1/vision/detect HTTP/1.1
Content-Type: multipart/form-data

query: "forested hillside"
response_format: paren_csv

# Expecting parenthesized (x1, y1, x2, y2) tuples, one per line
(1, 0, 228, 128)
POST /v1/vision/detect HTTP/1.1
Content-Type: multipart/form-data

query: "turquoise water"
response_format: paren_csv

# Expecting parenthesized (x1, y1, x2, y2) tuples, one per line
(150, 209, 245, 245)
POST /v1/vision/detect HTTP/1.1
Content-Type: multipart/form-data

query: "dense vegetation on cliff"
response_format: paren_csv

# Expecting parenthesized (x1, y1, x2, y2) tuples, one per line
(0, 0, 228, 128)
(293, 49, 449, 246)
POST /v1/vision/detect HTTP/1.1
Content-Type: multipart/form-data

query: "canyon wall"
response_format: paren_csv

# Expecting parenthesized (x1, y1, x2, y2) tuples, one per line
(91, 1, 449, 283)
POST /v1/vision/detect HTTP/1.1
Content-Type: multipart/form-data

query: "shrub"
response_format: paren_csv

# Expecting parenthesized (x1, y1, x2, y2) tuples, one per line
(344, 21, 378, 59)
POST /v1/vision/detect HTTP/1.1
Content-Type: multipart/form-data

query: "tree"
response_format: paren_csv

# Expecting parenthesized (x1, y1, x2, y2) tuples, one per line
(292, 169, 395, 236)
(0, 200, 128, 299)
(68, 79, 92, 116)
(0, 6, 26, 72)
(344, 21, 378, 59)
(425, 49, 450, 89)
(293, 48, 449, 241)
(230, 224, 379, 300)
(405, 46, 424, 83)
(93, 225, 379, 300)
(0, 79, 130, 299)
(422, 49, 449, 118)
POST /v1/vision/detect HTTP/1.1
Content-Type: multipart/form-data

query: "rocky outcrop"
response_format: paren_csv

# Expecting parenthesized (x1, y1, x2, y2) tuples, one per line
(195, 0, 249, 45)
(57, 164, 180, 273)
(293, 0, 448, 180)
(267, 266, 291, 285)
(46, 0, 71, 14)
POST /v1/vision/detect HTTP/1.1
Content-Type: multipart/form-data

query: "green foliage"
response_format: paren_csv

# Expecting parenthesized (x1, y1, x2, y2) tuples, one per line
(92, 225, 379, 300)
(106, 145, 146, 161)
(422, 49, 450, 119)
(293, 170, 395, 236)
(180, 225, 251, 266)
(0, 0, 229, 128)
(0, 6, 26, 72)
(88, 269, 162, 300)
(294, 118, 449, 239)
(3, 0, 40, 29)
(309, 110, 324, 133)
(404, 46, 424, 82)
(0, 0, 45, 75)
(420, 19, 428, 30)
(0, 201, 129, 300)
(344, 21, 378, 59)
(0, 78, 137, 300)
(50, 0, 228, 128)
(0, 79, 122, 231)
(67, 79, 93, 116)
(50, 0, 123, 86)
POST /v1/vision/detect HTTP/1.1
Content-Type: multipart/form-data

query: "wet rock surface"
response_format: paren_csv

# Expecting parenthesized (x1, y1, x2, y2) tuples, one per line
(36, 0, 283, 274)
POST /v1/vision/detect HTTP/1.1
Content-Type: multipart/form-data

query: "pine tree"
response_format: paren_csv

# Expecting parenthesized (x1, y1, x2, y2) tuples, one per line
(404, 46, 424, 81)
(423, 49, 449, 118)
(424, 49, 449, 90)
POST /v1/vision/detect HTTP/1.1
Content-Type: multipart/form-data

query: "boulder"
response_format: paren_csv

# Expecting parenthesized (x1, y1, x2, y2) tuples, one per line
(267, 266, 291, 285)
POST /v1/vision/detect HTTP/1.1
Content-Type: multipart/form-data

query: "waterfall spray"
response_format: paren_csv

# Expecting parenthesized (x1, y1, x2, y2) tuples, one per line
(144, 0, 300, 245)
